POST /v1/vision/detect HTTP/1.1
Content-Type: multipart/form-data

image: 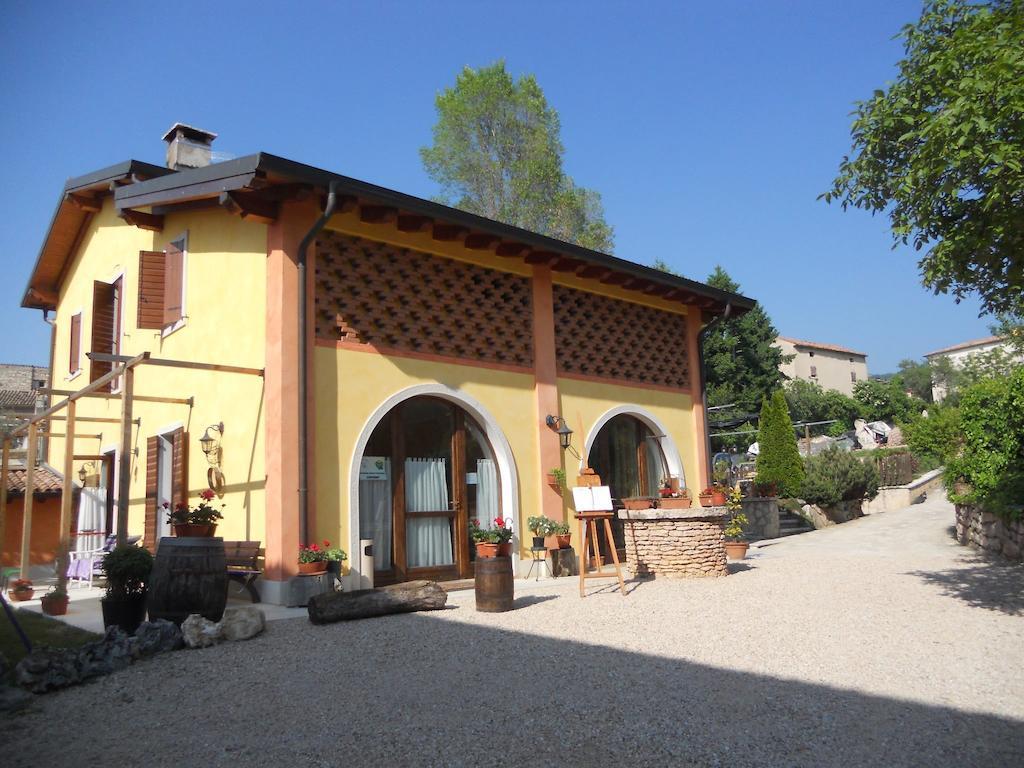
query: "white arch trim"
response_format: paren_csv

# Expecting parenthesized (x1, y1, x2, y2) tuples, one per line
(580, 405, 686, 488)
(347, 384, 521, 582)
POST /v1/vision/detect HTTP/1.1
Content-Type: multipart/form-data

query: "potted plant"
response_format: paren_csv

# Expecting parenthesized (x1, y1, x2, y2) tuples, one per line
(471, 517, 513, 558)
(40, 585, 70, 616)
(724, 487, 750, 560)
(551, 520, 571, 550)
(167, 489, 225, 537)
(660, 487, 692, 510)
(622, 497, 655, 510)
(298, 542, 329, 574)
(699, 485, 728, 507)
(527, 515, 556, 549)
(545, 467, 566, 488)
(7, 578, 34, 602)
(100, 544, 154, 634)
(323, 540, 348, 583)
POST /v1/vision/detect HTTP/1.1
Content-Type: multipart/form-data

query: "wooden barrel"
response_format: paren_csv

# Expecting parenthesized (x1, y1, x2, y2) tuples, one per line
(475, 555, 514, 612)
(147, 537, 228, 625)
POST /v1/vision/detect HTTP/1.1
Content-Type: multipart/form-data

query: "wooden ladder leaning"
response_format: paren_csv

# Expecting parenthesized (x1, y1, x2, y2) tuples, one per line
(576, 511, 626, 597)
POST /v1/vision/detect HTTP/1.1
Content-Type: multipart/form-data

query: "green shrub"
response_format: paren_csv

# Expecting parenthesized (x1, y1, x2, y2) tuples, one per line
(100, 545, 154, 598)
(853, 378, 923, 423)
(784, 379, 863, 434)
(945, 368, 1024, 520)
(903, 405, 962, 465)
(756, 390, 804, 497)
(801, 446, 880, 507)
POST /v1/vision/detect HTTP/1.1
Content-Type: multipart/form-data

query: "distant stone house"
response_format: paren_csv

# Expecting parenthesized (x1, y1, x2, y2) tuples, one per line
(0, 363, 48, 451)
(775, 337, 868, 396)
(924, 335, 1021, 402)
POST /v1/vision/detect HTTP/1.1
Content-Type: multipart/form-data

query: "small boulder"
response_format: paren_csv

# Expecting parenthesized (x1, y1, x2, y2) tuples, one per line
(15, 647, 82, 693)
(0, 684, 34, 713)
(133, 620, 184, 657)
(78, 627, 134, 680)
(220, 607, 265, 642)
(181, 614, 223, 649)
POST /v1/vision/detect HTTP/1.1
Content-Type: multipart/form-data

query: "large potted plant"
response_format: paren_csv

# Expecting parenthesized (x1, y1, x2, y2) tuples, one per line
(7, 578, 34, 602)
(323, 540, 348, 583)
(40, 585, 70, 616)
(724, 488, 750, 560)
(101, 544, 154, 634)
(471, 517, 513, 558)
(167, 489, 224, 537)
(298, 542, 329, 574)
(527, 515, 555, 549)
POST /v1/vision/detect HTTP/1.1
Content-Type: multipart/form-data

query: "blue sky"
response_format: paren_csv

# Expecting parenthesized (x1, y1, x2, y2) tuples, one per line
(0, 0, 993, 373)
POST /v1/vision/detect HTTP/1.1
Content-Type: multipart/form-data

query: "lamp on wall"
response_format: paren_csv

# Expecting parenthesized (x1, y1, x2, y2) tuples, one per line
(199, 422, 224, 466)
(545, 415, 574, 450)
(78, 462, 93, 484)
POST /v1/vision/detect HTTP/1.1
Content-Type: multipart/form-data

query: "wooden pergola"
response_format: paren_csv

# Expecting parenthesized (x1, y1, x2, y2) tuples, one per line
(0, 351, 263, 588)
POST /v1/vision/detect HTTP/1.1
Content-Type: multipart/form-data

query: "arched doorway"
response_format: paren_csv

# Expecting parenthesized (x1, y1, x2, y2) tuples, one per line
(586, 413, 671, 560)
(355, 395, 503, 584)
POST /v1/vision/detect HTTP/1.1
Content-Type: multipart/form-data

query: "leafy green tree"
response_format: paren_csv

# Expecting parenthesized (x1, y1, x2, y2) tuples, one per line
(784, 379, 864, 433)
(823, 0, 1024, 318)
(421, 61, 614, 252)
(853, 379, 923, 424)
(897, 359, 935, 402)
(755, 390, 805, 497)
(904, 405, 963, 465)
(703, 267, 789, 413)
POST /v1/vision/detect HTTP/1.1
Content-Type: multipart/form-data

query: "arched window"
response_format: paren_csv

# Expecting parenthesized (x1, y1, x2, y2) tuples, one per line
(588, 414, 668, 502)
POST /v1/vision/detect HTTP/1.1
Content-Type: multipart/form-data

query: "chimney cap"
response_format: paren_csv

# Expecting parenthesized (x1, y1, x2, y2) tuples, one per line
(162, 122, 218, 145)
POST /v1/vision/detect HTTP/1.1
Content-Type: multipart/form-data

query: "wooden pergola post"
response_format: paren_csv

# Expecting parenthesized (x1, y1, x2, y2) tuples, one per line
(56, 400, 76, 591)
(0, 437, 9, 571)
(20, 423, 37, 578)
(116, 367, 134, 546)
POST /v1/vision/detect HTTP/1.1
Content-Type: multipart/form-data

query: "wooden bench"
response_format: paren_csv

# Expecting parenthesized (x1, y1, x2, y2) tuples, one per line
(223, 540, 263, 603)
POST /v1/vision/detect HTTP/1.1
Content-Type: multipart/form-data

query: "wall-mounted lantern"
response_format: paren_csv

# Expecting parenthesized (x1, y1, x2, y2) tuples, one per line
(200, 422, 224, 466)
(545, 415, 574, 450)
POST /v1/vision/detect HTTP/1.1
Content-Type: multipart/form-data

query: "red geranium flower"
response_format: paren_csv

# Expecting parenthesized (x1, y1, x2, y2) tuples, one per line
(323, 539, 331, 548)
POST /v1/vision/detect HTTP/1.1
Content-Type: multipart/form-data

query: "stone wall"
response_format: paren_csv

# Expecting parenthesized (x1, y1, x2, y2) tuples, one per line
(0, 364, 48, 392)
(800, 499, 863, 529)
(741, 497, 779, 539)
(618, 508, 727, 578)
(955, 504, 1023, 561)
(862, 468, 944, 514)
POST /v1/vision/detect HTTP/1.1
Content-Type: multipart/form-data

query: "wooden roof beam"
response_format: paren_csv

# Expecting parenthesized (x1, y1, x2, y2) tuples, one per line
(643, 283, 672, 297)
(218, 191, 279, 224)
(359, 205, 398, 225)
(495, 242, 530, 258)
(65, 192, 103, 213)
(40, 388, 193, 406)
(524, 250, 559, 265)
(599, 272, 630, 286)
(89, 352, 264, 377)
(551, 258, 585, 273)
(464, 233, 500, 251)
(118, 208, 164, 232)
(432, 223, 468, 243)
(396, 214, 432, 233)
(576, 265, 611, 280)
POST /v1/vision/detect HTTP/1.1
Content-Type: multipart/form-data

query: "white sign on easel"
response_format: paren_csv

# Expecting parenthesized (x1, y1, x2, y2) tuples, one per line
(571, 485, 613, 513)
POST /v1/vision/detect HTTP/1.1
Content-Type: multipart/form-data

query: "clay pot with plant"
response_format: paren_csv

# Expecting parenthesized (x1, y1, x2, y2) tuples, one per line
(471, 517, 513, 558)
(40, 586, 70, 616)
(167, 489, 225, 537)
(527, 515, 555, 549)
(724, 487, 750, 560)
(7, 578, 34, 602)
(545, 467, 566, 490)
(100, 544, 154, 634)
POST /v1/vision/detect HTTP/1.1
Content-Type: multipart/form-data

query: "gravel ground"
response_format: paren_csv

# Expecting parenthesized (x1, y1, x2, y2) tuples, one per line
(4, 491, 1022, 767)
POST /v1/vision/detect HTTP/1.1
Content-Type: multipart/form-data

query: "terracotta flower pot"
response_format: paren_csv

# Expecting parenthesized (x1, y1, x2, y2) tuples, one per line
(698, 493, 713, 507)
(659, 497, 692, 510)
(497, 542, 512, 557)
(174, 523, 217, 537)
(557, 533, 571, 549)
(724, 541, 749, 560)
(710, 491, 728, 506)
(298, 561, 327, 575)
(475, 542, 500, 559)
(41, 595, 70, 616)
(622, 497, 654, 510)
(8, 588, 34, 602)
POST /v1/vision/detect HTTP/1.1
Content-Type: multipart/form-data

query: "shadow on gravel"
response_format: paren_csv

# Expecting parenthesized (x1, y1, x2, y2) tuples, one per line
(727, 562, 755, 574)
(512, 594, 559, 608)
(908, 558, 1024, 616)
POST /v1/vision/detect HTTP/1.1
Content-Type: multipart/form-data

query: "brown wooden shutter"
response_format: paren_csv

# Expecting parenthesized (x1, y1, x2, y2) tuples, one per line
(144, 435, 159, 551)
(163, 244, 184, 326)
(137, 250, 166, 329)
(69, 314, 81, 373)
(171, 427, 188, 509)
(90, 281, 115, 383)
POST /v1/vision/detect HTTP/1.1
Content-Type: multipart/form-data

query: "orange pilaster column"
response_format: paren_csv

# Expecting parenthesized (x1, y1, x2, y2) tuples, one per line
(265, 201, 318, 584)
(532, 266, 564, 522)
(687, 308, 710, 490)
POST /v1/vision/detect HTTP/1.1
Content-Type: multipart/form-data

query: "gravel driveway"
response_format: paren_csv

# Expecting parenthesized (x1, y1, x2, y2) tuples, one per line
(5, 491, 1022, 767)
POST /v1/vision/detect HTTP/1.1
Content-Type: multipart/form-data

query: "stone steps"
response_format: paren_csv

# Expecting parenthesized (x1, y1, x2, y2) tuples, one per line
(778, 511, 814, 537)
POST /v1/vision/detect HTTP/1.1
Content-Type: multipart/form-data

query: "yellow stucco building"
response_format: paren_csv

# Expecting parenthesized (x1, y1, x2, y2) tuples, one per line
(20, 125, 754, 603)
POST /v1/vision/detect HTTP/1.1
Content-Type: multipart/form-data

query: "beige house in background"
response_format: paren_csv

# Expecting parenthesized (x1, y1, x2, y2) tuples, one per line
(776, 336, 868, 396)
(924, 335, 1019, 402)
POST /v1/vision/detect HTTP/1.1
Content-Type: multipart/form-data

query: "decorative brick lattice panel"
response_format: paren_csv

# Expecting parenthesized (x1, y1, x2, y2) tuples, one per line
(315, 232, 534, 368)
(553, 285, 690, 389)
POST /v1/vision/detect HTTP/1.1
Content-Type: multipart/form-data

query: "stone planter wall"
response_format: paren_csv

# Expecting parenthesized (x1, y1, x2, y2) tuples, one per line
(954, 504, 1023, 561)
(800, 499, 863, 529)
(618, 508, 728, 578)
(862, 468, 944, 514)
(741, 497, 779, 539)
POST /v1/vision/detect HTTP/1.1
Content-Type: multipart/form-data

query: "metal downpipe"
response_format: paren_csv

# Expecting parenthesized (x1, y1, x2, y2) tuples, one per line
(297, 180, 339, 547)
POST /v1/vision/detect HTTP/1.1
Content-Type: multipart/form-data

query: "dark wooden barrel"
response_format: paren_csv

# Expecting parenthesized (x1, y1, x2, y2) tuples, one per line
(147, 537, 228, 625)
(475, 556, 514, 612)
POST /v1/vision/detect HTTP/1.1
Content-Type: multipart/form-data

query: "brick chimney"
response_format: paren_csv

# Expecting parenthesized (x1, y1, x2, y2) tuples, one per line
(162, 123, 218, 170)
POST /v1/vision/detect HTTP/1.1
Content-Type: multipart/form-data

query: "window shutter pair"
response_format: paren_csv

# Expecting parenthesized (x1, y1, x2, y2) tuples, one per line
(68, 314, 81, 373)
(90, 281, 115, 383)
(137, 244, 184, 330)
(143, 427, 188, 551)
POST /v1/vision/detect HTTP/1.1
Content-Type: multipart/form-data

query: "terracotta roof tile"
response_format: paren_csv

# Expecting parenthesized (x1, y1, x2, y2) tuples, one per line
(0, 389, 37, 409)
(923, 335, 1006, 358)
(776, 336, 867, 358)
(5, 465, 67, 496)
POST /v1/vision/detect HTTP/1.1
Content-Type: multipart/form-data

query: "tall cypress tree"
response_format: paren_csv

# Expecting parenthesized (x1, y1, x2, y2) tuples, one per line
(755, 390, 805, 497)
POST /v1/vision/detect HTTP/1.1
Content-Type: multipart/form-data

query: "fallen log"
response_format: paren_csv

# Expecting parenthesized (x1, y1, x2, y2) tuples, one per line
(307, 580, 448, 624)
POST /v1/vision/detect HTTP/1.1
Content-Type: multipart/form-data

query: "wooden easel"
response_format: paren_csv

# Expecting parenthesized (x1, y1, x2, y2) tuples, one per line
(573, 475, 626, 597)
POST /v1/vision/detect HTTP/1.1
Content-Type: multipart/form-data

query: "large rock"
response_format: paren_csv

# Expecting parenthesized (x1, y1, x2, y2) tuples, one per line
(181, 614, 224, 649)
(133, 619, 184, 656)
(307, 580, 448, 624)
(78, 626, 134, 679)
(0, 684, 33, 712)
(220, 607, 265, 641)
(14, 647, 82, 693)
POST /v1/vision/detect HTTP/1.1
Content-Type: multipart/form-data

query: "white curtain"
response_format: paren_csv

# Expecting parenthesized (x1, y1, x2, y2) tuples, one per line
(359, 458, 392, 571)
(405, 458, 453, 568)
(476, 459, 499, 529)
(75, 487, 106, 553)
